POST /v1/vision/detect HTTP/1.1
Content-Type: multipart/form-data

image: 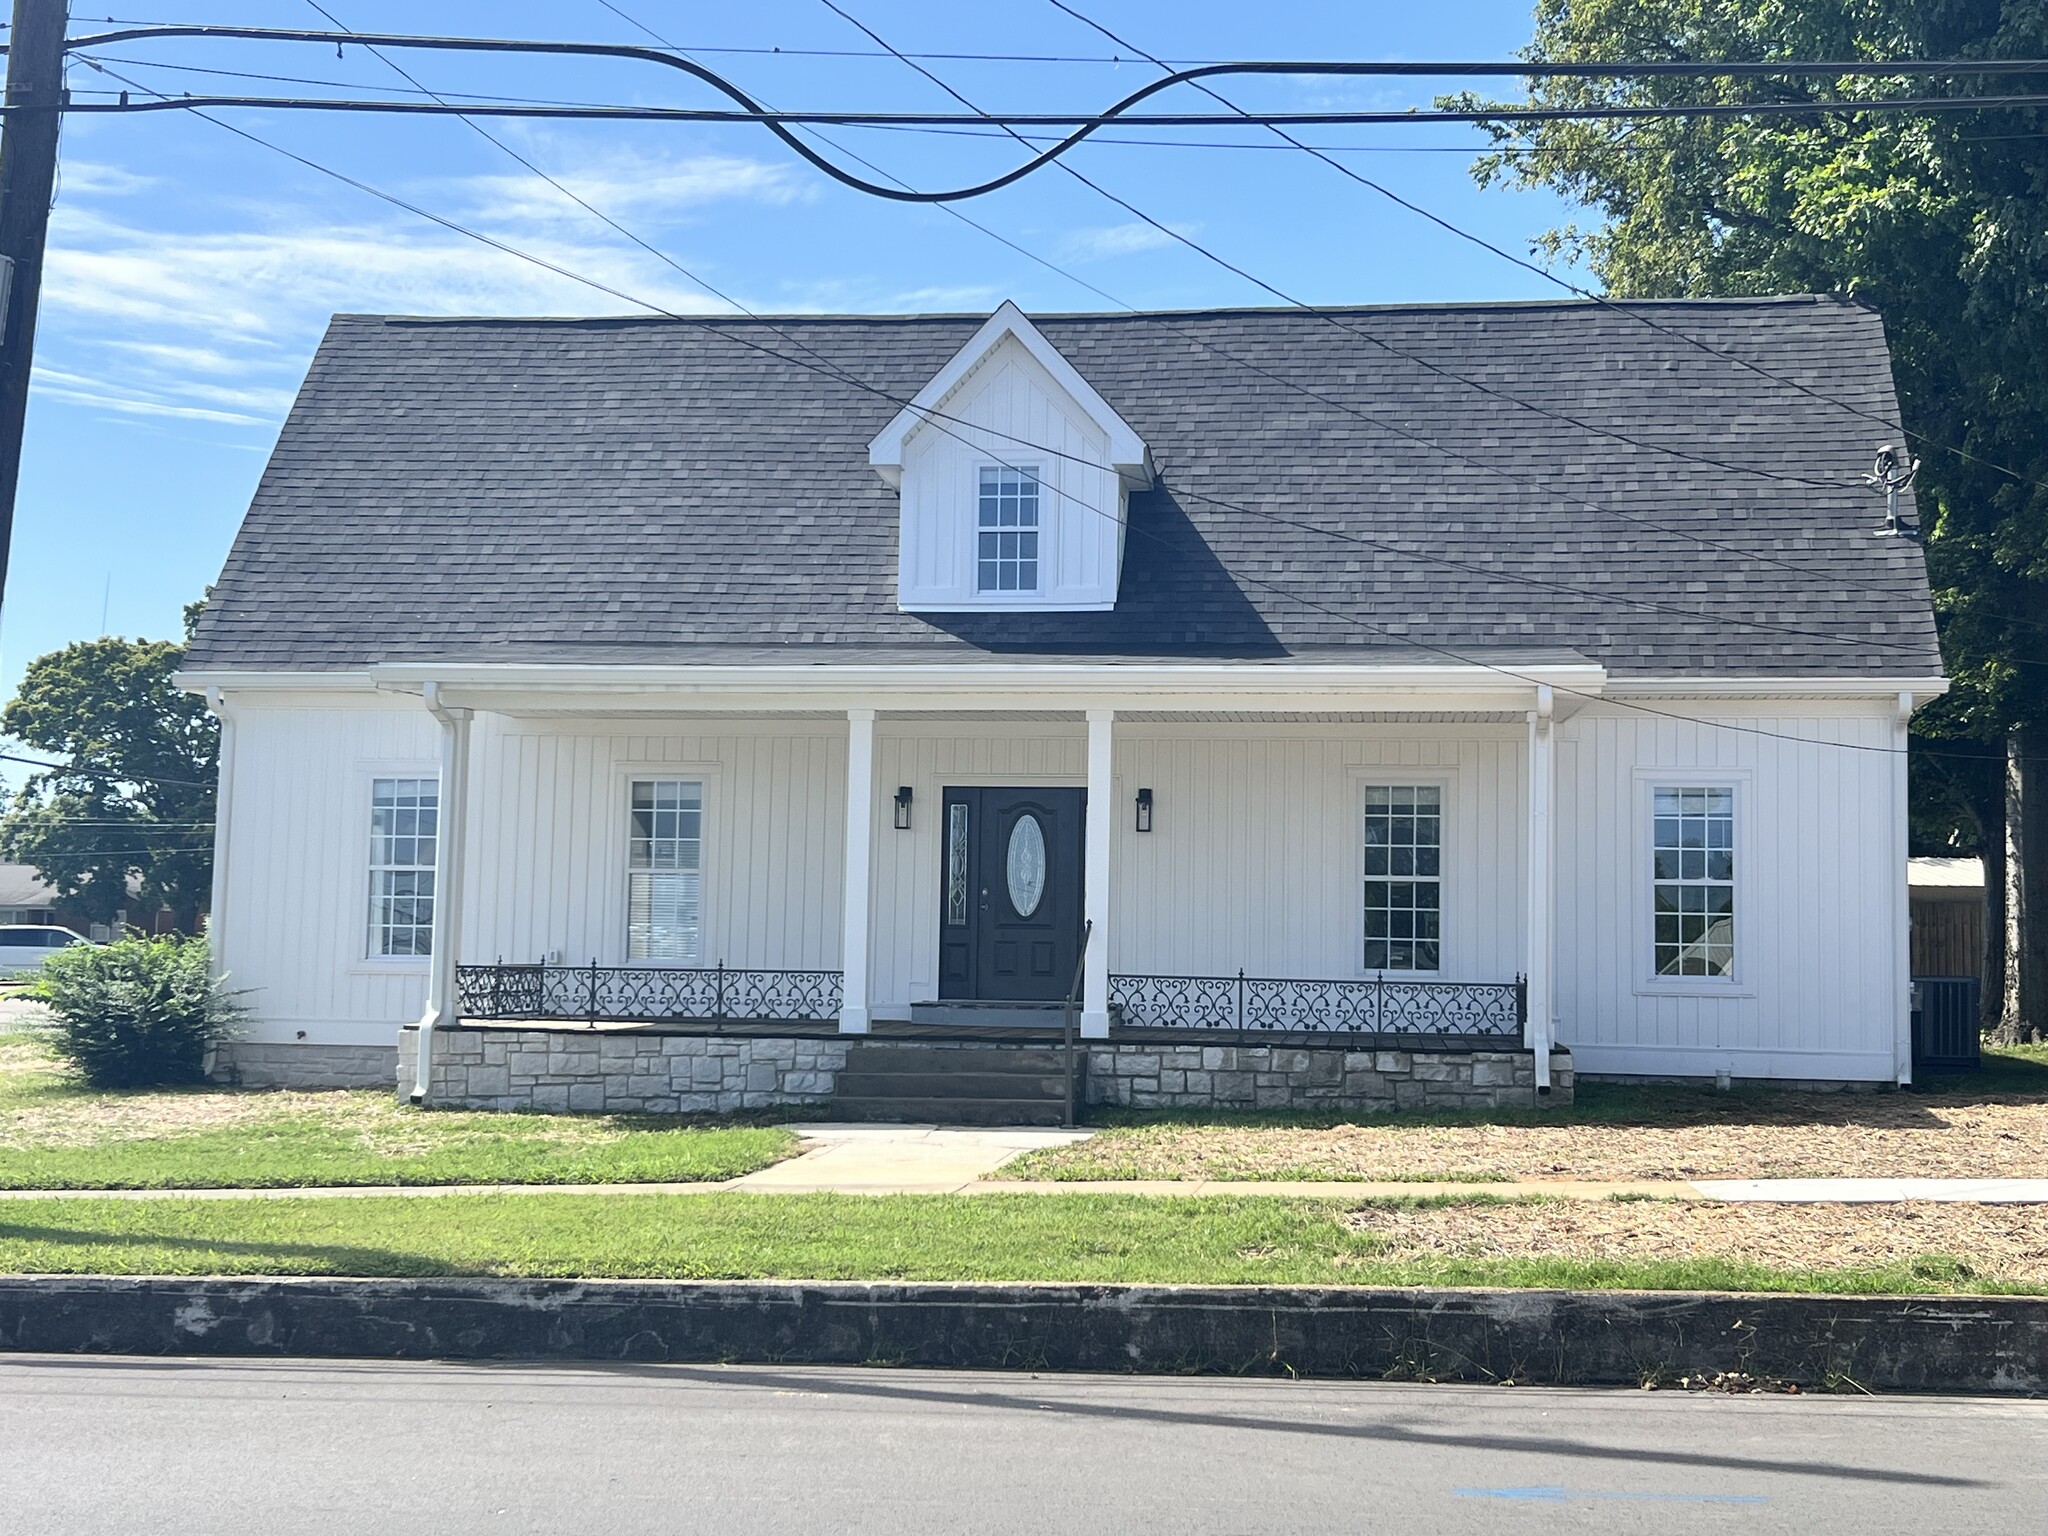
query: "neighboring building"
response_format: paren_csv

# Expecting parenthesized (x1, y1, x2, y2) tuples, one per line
(0, 863, 62, 928)
(179, 297, 1945, 1104)
(1909, 855, 1985, 980)
(0, 862, 180, 941)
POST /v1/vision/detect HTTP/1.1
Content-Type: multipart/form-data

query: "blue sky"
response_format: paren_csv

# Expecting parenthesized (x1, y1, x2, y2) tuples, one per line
(8, 0, 1590, 703)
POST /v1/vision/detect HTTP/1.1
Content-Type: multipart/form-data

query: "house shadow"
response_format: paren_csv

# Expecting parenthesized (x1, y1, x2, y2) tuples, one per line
(914, 485, 1290, 658)
(0, 1219, 459, 1277)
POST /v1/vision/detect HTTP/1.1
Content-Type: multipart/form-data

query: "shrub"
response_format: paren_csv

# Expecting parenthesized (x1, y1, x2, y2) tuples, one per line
(29, 935, 245, 1088)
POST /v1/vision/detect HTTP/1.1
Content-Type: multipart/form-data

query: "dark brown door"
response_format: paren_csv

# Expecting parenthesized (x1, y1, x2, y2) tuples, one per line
(938, 787, 1085, 1002)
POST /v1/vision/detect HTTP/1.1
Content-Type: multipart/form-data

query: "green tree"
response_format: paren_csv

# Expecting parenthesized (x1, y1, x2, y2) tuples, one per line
(1459, 0, 2048, 1038)
(0, 611, 218, 932)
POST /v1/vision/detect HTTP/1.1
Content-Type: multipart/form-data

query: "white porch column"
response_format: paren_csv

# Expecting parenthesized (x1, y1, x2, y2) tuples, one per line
(839, 708, 876, 1034)
(1524, 685, 1555, 1092)
(411, 684, 472, 1102)
(1082, 708, 1114, 1038)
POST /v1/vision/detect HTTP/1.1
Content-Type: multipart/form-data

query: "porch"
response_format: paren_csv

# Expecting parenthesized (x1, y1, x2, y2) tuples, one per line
(388, 656, 1594, 1113)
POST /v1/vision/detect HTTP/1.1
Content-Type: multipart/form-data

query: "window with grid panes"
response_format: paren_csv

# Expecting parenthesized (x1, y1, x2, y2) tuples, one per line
(976, 465, 1040, 592)
(367, 777, 437, 957)
(628, 780, 704, 962)
(1652, 786, 1735, 977)
(1362, 785, 1441, 971)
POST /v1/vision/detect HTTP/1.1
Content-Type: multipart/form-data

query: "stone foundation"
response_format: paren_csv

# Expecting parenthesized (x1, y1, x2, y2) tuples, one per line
(1085, 1042, 1573, 1112)
(394, 1027, 1571, 1114)
(397, 1026, 848, 1114)
(211, 1041, 399, 1091)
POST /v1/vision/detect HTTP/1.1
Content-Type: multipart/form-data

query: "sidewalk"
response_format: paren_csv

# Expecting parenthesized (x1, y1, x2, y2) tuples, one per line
(5, 1123, 2048, 1201)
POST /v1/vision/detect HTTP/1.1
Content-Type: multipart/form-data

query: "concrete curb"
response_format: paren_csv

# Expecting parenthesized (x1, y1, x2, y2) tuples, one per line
(2, 1276, 2043, 1395)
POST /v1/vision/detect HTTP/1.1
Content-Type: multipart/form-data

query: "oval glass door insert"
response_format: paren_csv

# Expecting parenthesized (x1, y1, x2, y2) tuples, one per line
(1006, 814, 1048, 917)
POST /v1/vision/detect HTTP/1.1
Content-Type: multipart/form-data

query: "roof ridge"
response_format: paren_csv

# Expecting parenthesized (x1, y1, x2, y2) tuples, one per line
(335, 293, 1858, 329)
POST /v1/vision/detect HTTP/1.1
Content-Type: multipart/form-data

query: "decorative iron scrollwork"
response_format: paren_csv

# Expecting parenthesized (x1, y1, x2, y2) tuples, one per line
(1109, 972, 1521, 1036)
(456, 963, 843, 1024)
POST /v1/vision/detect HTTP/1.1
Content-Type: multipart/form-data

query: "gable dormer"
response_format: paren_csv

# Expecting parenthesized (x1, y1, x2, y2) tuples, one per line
(869, 302, 1150, 612)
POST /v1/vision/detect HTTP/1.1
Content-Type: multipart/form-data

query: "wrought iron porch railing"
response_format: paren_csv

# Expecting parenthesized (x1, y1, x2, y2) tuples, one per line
(1108, 972, 1525, 1037)
(456, 962, 844, 1025)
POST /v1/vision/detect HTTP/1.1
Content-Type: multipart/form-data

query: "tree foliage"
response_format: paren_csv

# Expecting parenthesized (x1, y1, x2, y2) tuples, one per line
(0, 623, 218, 930)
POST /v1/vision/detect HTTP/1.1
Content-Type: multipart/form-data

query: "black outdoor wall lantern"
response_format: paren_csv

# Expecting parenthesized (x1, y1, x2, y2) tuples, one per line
(893, 785, 914, 830)
(1135, 787, 1154, 832)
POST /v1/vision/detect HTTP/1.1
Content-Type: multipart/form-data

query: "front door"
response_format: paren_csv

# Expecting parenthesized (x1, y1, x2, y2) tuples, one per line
(938, 787, 1086, 1002)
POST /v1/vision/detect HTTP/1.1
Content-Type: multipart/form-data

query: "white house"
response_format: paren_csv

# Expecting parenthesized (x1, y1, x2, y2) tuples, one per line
(179, 296, 1945, 1113)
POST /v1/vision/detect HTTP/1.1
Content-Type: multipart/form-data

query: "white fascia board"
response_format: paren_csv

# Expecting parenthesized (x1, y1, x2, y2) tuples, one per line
(867, 300, 1149, 485)
(1604, 675, 1949, 701)
(175, 669, 381, 695)
(364, 658, 1607, 717)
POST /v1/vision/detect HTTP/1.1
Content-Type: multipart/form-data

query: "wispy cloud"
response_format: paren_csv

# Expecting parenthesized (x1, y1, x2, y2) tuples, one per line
(459, 149, 812, 230)
(1059, 221, 1195, 261)
(889, 284, 1005, 312)
(56, 160, 154, 197)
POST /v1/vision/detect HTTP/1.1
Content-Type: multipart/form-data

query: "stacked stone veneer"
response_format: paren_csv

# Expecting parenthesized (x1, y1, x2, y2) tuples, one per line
(394, 1026, 1572, 1113)
(397, 1026, 849, 1113)
(211, 1041, 401, 1091)
(1085, 1042, 1573, 1111)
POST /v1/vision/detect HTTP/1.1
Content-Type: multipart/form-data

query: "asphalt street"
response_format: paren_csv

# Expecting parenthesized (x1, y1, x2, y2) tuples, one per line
(4, 1355, 2042, 1533)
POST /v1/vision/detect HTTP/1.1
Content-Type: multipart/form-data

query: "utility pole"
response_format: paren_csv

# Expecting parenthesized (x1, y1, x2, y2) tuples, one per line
(0, 0, 68, 618)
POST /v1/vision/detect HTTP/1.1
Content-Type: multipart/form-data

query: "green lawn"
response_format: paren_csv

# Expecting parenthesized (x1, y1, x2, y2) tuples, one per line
(0, 1190, 2034, 1295)
(0, 1035, 797, 1189)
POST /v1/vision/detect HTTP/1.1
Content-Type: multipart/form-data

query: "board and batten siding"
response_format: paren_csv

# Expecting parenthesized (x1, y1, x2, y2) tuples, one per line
(897, 333, 1122, 609)
(216, 701, 440, 1045)
(870, 721, 1526, 1014)
(1554, 699, 1905, 1082)
(216, 692, 1910, 1082)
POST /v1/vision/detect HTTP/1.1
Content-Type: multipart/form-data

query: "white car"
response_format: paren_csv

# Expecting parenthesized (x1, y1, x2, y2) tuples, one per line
(0, 925, 93, 977)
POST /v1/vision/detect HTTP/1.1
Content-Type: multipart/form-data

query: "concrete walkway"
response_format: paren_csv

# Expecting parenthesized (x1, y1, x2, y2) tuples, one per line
(5, 1123, 2048, 1202)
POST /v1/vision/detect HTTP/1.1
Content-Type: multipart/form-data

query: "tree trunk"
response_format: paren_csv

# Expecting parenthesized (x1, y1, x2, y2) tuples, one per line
(2017, 720, 2048, 1044)
(1976, 752, 2009, 1037)
(1994, 731, 2029, 1043)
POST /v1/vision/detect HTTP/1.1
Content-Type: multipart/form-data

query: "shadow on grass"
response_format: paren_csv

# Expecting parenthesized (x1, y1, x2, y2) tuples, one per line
(0, 1220, 458, 1276)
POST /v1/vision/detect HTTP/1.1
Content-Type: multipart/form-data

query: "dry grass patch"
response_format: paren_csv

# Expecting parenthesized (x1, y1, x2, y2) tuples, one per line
(1342, 1198, 2048, 1287)
(1005, 1080, 2048, 1183)
(0, 1032, 795, 1187)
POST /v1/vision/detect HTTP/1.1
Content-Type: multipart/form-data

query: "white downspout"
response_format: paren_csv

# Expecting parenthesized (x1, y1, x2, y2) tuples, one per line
(1526, 685, 1555, 1094)
(1893, 691, 1915, 1085)
(202, 687, 235, 1081)
(412, 682, 472, 1103)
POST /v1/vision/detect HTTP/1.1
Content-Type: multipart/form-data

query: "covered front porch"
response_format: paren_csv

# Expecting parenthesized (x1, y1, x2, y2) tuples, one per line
(389, 655, 1596, 1110)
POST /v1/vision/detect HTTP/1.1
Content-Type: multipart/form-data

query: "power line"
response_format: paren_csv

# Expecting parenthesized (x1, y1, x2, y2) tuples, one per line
(87, 61, 1976, 763)
(96, 15, 1941, 672)
(74, 57, 2048, 156)
(0, 751, 212, 787)
(811, 2, 2015, 643)
(1052, 2, 2048, 504)
(66, 26, 2048, 513)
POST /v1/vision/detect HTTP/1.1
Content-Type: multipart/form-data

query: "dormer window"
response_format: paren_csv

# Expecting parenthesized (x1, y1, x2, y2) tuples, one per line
(869, 301, 1151, 613)
(977, 465, 1040, 593)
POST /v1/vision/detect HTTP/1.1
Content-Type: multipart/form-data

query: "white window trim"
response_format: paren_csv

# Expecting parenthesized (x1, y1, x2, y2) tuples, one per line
(1631, 768, 1755, 998)
(609, 763, 721, 968)
(350, 761, 439, 972)
(1349, 769, 1457, 979)
(973, 461, 1045, 597)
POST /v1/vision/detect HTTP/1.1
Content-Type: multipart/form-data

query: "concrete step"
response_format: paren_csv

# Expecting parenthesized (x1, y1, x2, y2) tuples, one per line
(907, 1002, 1074, 1028)
(845, 1046, 1070, 1074)
(829, 1096, 1072, 1127)
(834, 1069, 1068, 1100)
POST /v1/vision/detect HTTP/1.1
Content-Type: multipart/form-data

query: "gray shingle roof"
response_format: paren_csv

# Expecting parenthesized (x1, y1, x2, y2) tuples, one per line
(185, 296, 1942, 679)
